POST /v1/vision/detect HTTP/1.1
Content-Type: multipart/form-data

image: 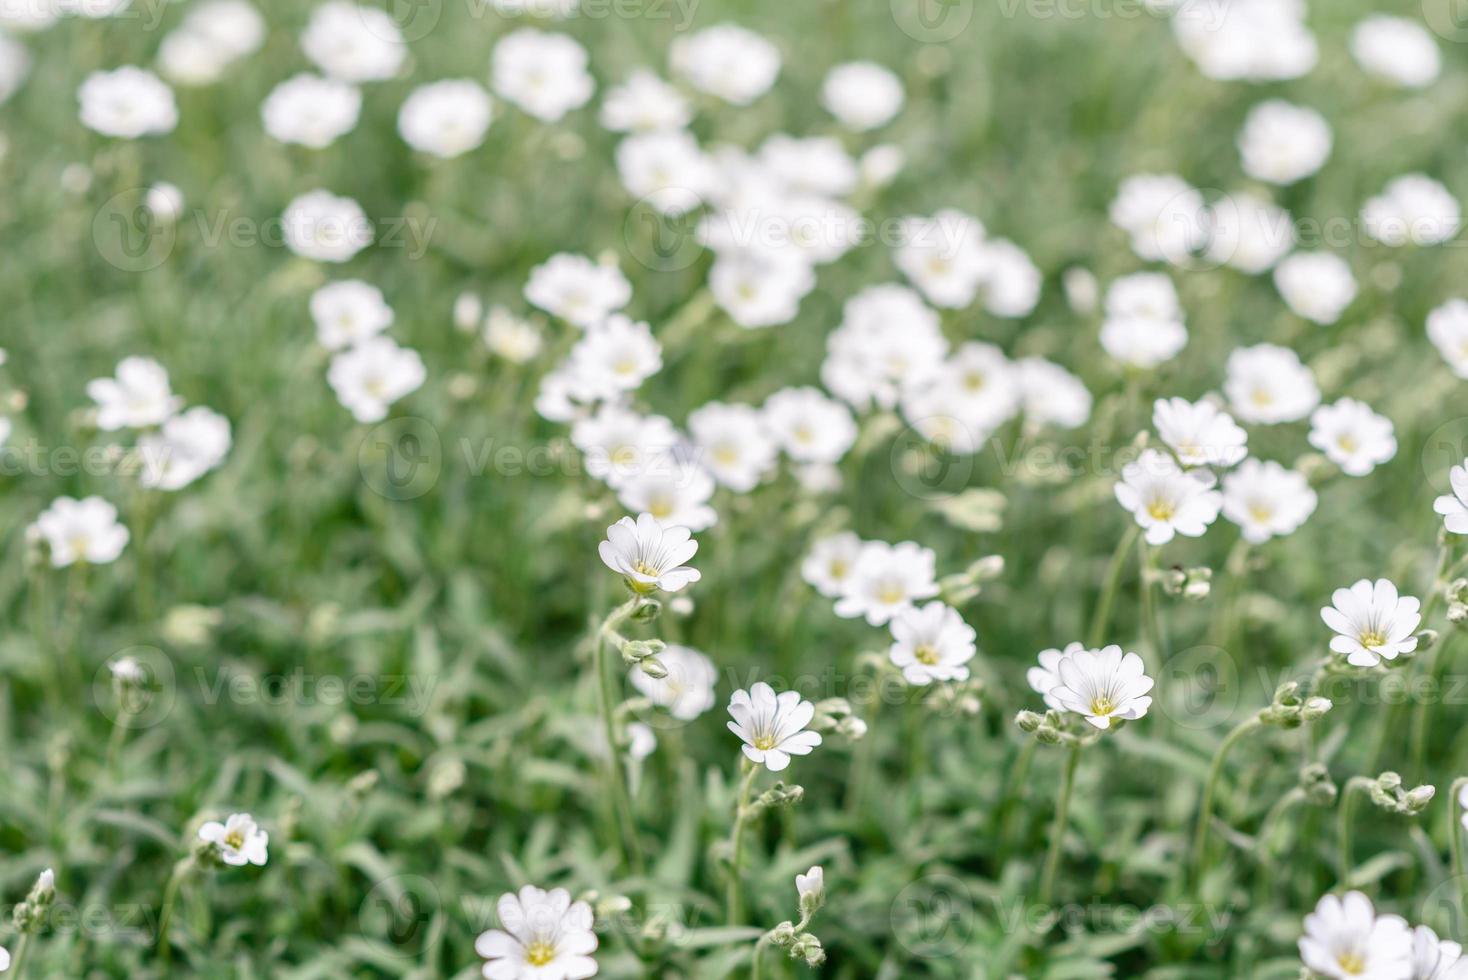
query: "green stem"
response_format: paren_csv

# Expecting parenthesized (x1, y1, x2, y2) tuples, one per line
(1038, 743, 1083, 907)
(9, 933, 31, 980)
(1137, 538, 1170, 674)
(1337, 777, 1374, 890)
(1254, 786, 1307, 906)
(750, 933, 770, 980)
(1451, 778, 1468, 921)
(105, 708, 133, 778)
(726, 759, 760, 926)
(1190, 715, 1263, 880)
(1372, 540, 1454, 774)
(595, 598, 645, 876)
(1087, 525, 1141, 649)
(156, 856, 193, 972)
(997, 739, 1038, 862)
(1409, 635, 1457, 784)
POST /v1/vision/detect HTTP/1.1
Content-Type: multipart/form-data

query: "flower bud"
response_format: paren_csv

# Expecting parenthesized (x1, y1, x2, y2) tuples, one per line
(630, 599, 662, 624)
(1015, 710, 1043, 733)
(1302, 697, 1332, 721)
(638, 657, 668, 680)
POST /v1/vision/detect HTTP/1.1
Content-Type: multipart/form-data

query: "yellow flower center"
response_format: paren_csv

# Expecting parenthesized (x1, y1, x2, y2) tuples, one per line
(1146, 499, 1176, 521)
(1337, 434, 1357, 453)
(1248, 501, 1273, 523)
(713, 445, 739, 467)
(828, 560, 849, 580)
(1251, 388, 1273, 407)
(877, 584, 906, 605)
(753, 734, 777, 751)
(1359, 630, 1386, 649)
(1336, 951, 1365, 975)
(224, 830, 245, 850)
(614, 359, 638, 376)
(1089, 696, 1115, 716)
(526, 941, 556, 967)
(648, 497, 674, 520)
(914, 644, 940, 666)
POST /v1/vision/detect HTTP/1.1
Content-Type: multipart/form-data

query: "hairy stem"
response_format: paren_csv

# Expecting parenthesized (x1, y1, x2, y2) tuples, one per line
(595, 598, 644, 875)
(1191, 715, 1263, 881)
(726, 759, 760, 925)
(1038, 743, 1083, 907)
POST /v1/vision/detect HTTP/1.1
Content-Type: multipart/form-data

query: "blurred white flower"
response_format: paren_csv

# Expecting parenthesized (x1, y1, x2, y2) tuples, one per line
(1322, 578, 1421, 668)
(1308, 399, 1396, 477)
(198, 812, 269, 867)
(859, 144, 905, 188)
(670, 24, 780, 105)
(1027, 642, 1086, 712)
(1015, 358, 1091, 429)
(1433, 459, 1468, 535)
(78, 67, 177, 138)
(821, 284, 948, 412)
(310, 280, 393, 350)
(571, 406, 678, 486)
(1427, 300, 1468, 379)
(33, 496, 129, 567)
(1109, 174, 1206, 265)
(397, 79, 493, 158)
(616, 129, 714, 211)
(889, 600, 976, 685)
(262, 73, 362, 148)
(1224, 343, 1320, 424)
(567, 315, 662, 396)
(727, 681, 821, 772)
(281, 190, 373, 263)
(1237, 100, 1331, 186)
(1045, 645, 1153, 729)
(139, 406, 232, 491)
(1350, 15, 1440, 89)
(1409, 924, 1467, 980)
(524, 253, 631, 328)
(87, 356, 181, 430)
(484, 307, 543, 364)
(157, 0, 264, 85)
(1204, 192, 1294, 274)
(493, 29, 593, 122)
(1362, 175, 1461, 248)
(0, 30, 30, 104)
(146, 182, 184, 223)
(475, 886, 597, 980)
(763, 386, 856, 465)
(629, 644, 717, 720)
(821, 61, 903, 131)
(688, 402, 777, 493)
(1114, 448, 1222, 545)
(894, 209, 987, 309)
(599, 69, 690, 133)
(326, 336, 426, 422)
(833, 540, 940, 626)
(598, 512, 700, 594)
(1100, 273, 1188, 369)
(615, 454, 717, 531)
(1298, 890, 1411, 978)
(301, 1, 405, 83)
(1153, 397, 1247, 468)
(802, 532, 864, 599)
(1171, 0, 1316, 82)
(758, 134, 858, 198)
(1221, 458, 1317, 543)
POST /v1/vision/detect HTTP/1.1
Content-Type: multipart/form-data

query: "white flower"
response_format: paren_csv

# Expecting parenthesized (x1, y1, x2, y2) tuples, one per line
(1100, 317, 1188, 369)
(198, 813, 269, 867)
(1015, 358, 1091, 429)
(310, 280, 393, 350)
(493, 29, 593, 122)
(1428, 300, 1468, 380)
(616, 130, 714, 211)
(1238, 100, 1331, 186)
(1204, 191, 1294, 274)
(708, 250, 815, 328)
(0, 31, 30, 105)
(282, 190, 373, 263)
(615, 454, 717, 532)
(475, 885, 597, 980)
(821, 61, 903, 131)
(1321, 578, 1422, 668)
(1309, 399, 1397, 477)
(1153, 397, 1247, 468)
(1362, 175, 1461, 248)
(33, 496, 129, 567)
(567, 315, 662, 396)
(109, 655, 146, 684)
(78, 67, 177, 138)
(726, 681, 821, 772)
(599, 69, 690, 133)
(1298, 890, 1412, 979)
(598, 513, 700, 594)
(524, 253, 631, 328)
(821, 284, 948, 412)
(1171, 0, 1317, 82)
(138, 406, 232, 491)
(1027, 642, 1086, 712)
(301, 1, 405, 83)
(0, 944, 8, 970)
(1410, 925, 1468, 980)
(1273, 252, 1357, 325)
(326, 337, 426, 423)
(1351, 15, 1440, 89)
(484, 307, 543, 364)
(795, 866, 824, 908)
(757, 134, 859, 199)
(1045, 645, 1153, 730)
(157, 0, 265, 85)
(977, 238, 1042, 318)
(801, 532, 864, 599)
(670, 24, 780, 105)
(87, 355, 181, 430)
(1221, 458, 1317, 543)
(146, 182, 184, 223)
(629, 644, 717, 721)
(1113, 449, 1222, 545)
(763, 387, 856, 465)
(1224, 343, 1320, 424)
(833, 541, 940, 626)
(688, 402, 777, 493)
(261, 73, 362, 148)
(398, 80, 494, 158)
(889, 601, 976, 686)
(859, 144, 905, 188)
(1435, 460, 1468, 535)
(570, 406, 678, 486)
(1109, 173, 1207, 265)
(894, 209, 987, 309)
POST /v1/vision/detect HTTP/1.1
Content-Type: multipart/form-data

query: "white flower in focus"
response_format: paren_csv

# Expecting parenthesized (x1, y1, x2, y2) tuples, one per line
(801, 532, 864, 599)
(78, 67, 177, 138)
(282, 190, 373, 263)
(1113, 448, 1222, 545)
(670, 24, 780, 105)
(615, 454, 717, 532)
(397, 80, 494, 158)
(261, 73, 362, 148)
(475, 886, 597, 980)
(629, 644, 717, 721)
(1435, 460, 1468, 535)
(1308, 399, 1397, 477)
(1350, 15, 1440, 89)
(87, 356, 181, 430)
(599, 69, 690, 133)
(1153, 397, 1247, 468)
(1045, 645, 1153, 730)
(33, 496, 130, 567)
(1298, 890, 1412, 979)
(1224, 343, 1320, 424)
(1015, 358, 1091, 429)
(1027, 642, 1086, 712)
(726, 681, 821, 772)
(1321, 578, 1421, 668)
(1109, 174, 1207, 265)
(1273, 252, 1357, 325)
(1221, 458, 1317, 543)
(763, 387, 857, 465)
(310, 280, 393, 350)
(1362, 175, 1461, 248)
(1427, 300, 1468, 380)
(833, 540, 940, 626)
(198, 813, 269, 867)
(821, 61, 903, 131)
(301, 2, 405, 83)
(139, 406, 232, 491)
(1238, 100, 1331, 186)
(524, 253, 631, 328)
(598, 512, 700, 594)
(889, 601, 976, 685)
(492, 29, 593, 122)
(326, 337, 426, 423)
(688, 402, 777, 493)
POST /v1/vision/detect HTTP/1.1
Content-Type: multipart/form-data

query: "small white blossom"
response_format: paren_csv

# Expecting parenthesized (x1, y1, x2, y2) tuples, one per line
(282, 190, 373, 263)
(1109, 173, 1207, 265)
(475, 885, 597, 980)
(1350, 15, 1440, 89)
(262, 73, 362, 148)
(1027, 642, 1086, 712)
(492, 29, 593, 122)
(801, 532, 864, 600)
(833, 540, 940, 626)
(1427, 300, 1468, 380)
(599, 69, 690, 133)
(763, 387, 856, 465)
(138, 406, 232, 491)
(300, 1, 405, 83)
(397, 79, 494, 158)
(87, 356, 181, 430)
(524, 253, 631, 328)
(1321, 578, 1421, 668)
(78, 67, 177, 138)
(1015, 358, 1091, 429)
(1435, 459, 1468, 535)
(1224, 343, 1320, 424)
(326, 337, 426, 423)
(310, 280, 393, 350)
(687, 402, 777, 493)
(629, 644, 716, 721)
(1362, 175, 1461, 248)
(598, 513, 700, 594)
(670, 24, 780, 106)
(1237, 100, 1331, 186)
(1113, 449, 1222, 546)
(32, 496, 130, 567)
(726, 681, 821, 772)
(198, 813, 269, 867)
(1308, 399, 1397, 477)
(821, 61, 903, 131)
(1221, 458, 1317, 543)
(1274, 252, 1357, 325)
(1045, 645, 1153, 730)
(1153, 397, 1247, 468)
(1298, 890, 1412, 979)
(888, 601, 976, 685)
